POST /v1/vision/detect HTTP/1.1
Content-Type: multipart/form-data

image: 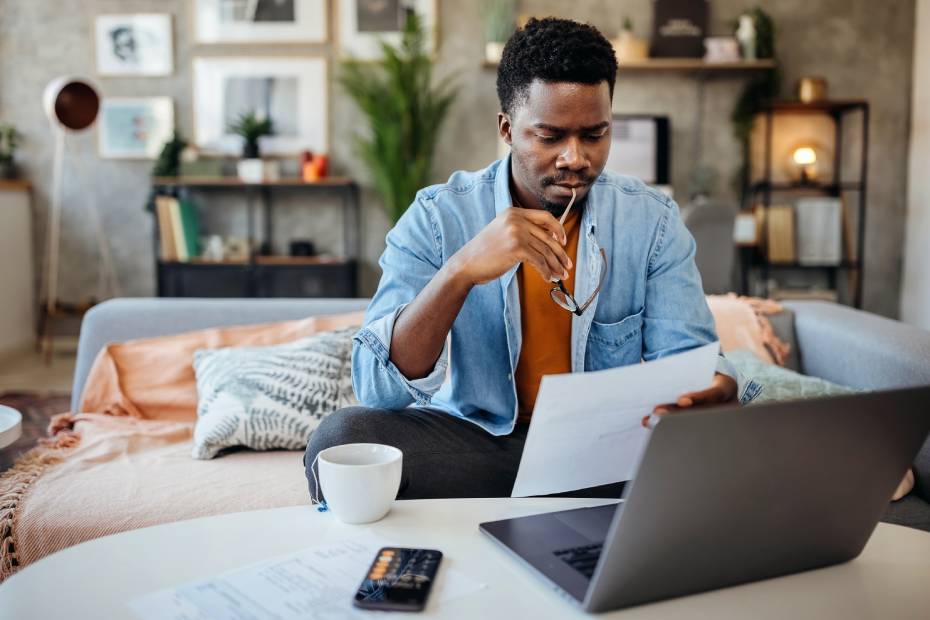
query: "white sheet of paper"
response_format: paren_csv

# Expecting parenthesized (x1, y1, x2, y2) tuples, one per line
(128, 532, 485, 620)
(511, 342, 720, 497)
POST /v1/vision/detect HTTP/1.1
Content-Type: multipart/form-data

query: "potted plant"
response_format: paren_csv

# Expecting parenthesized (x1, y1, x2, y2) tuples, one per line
(339, 11, 457, 224)
(227, 111, 274, 182)
(0, 123, 20, 180)
(484, 0, 516, 63)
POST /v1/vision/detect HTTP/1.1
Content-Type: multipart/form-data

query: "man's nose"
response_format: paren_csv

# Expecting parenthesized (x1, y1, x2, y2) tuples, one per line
(556, 137, 589, 171)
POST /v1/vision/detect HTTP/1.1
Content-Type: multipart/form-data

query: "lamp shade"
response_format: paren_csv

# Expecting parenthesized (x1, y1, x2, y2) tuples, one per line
(42, 77, 100, 131)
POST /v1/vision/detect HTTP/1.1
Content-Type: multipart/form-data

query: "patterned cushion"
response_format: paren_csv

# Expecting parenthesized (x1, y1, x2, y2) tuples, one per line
(191, 327, 358, 459)
(725, 349, 859, 404)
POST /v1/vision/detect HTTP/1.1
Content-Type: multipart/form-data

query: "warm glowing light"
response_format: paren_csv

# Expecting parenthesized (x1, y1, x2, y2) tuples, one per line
(793, 147, 817, 166)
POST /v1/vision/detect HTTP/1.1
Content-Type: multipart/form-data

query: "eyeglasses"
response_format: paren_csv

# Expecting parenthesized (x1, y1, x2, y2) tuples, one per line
(550, 247, 608, 316)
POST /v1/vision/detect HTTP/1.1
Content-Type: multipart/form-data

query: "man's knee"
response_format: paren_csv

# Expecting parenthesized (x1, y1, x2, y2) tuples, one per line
(304, 406, 394, 498)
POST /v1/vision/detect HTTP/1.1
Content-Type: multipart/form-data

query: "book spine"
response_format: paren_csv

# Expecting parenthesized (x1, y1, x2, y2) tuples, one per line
(155, 196, 176, 262)
(168, 198, 188, 262)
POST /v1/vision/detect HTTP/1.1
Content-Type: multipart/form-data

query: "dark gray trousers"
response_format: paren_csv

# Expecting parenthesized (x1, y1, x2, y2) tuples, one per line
(304, 406, 625, 500)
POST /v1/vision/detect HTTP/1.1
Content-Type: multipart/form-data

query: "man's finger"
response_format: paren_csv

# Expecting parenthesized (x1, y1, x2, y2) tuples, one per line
(677, 386, 721, 407)
(520, 209, 567, 245)
(524, 237, 566, 281)
(526, 224, 572, 272)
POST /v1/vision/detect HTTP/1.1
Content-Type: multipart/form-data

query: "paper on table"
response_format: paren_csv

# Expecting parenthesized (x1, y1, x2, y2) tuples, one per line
(511, 342, 720, 497)
(128, 532, 485, 620)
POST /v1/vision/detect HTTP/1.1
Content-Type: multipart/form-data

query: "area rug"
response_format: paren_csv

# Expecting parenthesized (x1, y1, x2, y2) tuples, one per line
(0, 392, 71, 473)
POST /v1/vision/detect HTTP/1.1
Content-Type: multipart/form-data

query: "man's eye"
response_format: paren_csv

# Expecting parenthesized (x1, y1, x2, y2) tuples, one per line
(585, 132, 607, 141)
(537, 135, 559, 143)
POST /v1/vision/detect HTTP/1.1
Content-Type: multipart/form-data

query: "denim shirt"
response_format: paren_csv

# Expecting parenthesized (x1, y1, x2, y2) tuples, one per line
(353, 155, 762, 435)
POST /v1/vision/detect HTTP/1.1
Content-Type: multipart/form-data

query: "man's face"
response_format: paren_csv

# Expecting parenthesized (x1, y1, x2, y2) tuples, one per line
(499, 79, 612, 215)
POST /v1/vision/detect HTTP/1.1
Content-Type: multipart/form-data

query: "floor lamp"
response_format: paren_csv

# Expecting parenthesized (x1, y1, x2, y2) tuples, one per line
(39, 77, 121, 360)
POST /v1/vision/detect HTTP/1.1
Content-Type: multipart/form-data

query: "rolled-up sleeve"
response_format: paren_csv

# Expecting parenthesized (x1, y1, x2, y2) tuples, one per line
(352, 196, 449, 410)
(642, 199, 761, 405)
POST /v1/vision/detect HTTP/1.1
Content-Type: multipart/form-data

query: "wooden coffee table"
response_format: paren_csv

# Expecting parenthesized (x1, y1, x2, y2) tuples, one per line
(1, 498, 929, 619)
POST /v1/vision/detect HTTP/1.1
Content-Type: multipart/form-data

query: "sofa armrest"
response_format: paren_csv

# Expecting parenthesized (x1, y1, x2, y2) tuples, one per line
(784, 300, 930, 506)
(783, 300, 930, 390)
(72, 297, 370, 412)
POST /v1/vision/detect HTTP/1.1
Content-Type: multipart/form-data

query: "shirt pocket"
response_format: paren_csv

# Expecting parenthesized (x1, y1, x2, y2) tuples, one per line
(585, 308, 644, 371)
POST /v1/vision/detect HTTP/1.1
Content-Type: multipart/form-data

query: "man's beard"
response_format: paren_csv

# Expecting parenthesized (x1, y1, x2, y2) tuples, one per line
(539, 191, 588, 219)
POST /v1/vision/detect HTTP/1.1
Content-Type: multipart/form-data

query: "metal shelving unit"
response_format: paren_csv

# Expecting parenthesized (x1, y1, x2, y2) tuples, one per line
(741, 100, 869, 308)
(151, 177, 360, 298)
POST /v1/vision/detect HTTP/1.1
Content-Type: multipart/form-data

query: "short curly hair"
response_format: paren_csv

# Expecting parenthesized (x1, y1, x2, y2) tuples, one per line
(496, 17, 617, 116)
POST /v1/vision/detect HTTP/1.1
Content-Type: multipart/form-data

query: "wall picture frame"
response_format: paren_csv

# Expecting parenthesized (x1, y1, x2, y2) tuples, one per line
(192, 56, 328, 156)
(337, 0, 437, 60)
(95, 14, 174, 76)
(193, 0, 327, 44)
(98, 97, 175, 159)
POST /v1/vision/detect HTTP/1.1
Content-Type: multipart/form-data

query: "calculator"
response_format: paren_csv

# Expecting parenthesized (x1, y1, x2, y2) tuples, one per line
(352, 547, 443, 612)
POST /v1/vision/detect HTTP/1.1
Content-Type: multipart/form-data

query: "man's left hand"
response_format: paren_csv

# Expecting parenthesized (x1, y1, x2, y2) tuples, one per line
(641, 373, 738, 428)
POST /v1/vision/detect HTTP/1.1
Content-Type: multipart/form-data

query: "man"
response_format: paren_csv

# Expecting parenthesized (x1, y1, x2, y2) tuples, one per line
(305, 17, 760, 500)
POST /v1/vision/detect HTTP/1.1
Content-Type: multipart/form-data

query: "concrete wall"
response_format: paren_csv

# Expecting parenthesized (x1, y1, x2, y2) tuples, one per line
(0, 0, 916, 317)
(901, 0, 930, 330)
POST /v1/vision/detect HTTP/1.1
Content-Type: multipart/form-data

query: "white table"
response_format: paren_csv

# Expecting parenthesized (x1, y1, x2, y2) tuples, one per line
(0, 405, 22, 449)
(1, 498, 929, 619)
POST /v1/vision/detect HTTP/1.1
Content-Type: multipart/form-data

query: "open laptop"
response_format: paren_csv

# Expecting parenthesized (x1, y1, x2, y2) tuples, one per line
(480, 387, 930, 613)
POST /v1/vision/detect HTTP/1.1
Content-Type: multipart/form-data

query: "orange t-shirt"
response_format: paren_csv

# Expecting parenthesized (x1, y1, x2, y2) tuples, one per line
(515, 208, 581, 421)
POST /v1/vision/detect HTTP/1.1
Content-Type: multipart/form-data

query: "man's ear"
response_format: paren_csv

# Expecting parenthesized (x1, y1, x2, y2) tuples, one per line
(498, 112, 513, 146)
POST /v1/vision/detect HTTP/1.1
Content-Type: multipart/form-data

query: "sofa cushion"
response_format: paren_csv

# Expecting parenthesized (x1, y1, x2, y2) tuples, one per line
(192, 327, 358, 459)
(79, 311, 365, 422)
(725, 349, 858, 403)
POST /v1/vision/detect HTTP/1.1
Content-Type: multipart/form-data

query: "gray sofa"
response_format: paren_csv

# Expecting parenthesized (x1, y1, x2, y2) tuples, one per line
(72, 298, 930, 530)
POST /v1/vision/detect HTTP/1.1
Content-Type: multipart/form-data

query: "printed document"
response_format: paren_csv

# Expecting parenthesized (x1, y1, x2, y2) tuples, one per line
(511, 342, 720, 497)
(129, 532, 484, 619)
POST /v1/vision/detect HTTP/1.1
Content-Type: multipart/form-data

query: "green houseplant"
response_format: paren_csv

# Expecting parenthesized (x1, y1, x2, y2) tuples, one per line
(227, 111, 273, 159)
(339, 11, 457, 224)
(0, 123, 20, 179)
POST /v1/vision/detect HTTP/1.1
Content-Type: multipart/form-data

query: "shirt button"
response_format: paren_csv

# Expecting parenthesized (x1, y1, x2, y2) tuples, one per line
(506, 373, 512, 380)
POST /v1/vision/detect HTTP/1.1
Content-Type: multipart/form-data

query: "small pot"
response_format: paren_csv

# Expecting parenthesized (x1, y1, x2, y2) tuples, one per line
(242, 142, 260, 159)
(485, 41, 505, 63)
(0, 159, 15, 180)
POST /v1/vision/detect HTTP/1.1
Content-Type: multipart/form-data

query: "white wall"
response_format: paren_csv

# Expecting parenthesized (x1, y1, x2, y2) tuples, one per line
(901, 0, 930, 329)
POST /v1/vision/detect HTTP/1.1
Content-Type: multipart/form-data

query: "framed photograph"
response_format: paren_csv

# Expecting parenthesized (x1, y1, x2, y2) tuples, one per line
(192, 57, 328, 156)
(193, 0, 327, 44)
(95, 14, 173, 76)
(337, 0, 437, 60)
(98, 97, 175, 159)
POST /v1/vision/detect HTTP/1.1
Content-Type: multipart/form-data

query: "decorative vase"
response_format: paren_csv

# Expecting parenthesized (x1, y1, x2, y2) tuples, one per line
(485, 41, 505, 63)
(612, 30, 648, 63)
(237, 159, 264, 183)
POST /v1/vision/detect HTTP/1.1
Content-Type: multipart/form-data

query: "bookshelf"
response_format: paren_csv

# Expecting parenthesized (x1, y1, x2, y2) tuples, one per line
(740, 100, 869, 308)
(151, 177, 360, 298)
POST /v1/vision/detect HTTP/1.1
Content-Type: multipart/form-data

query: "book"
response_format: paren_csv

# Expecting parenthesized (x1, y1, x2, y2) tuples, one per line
(154, 196, 177, 262)
(766, 205, 796, 264)
(650, 0, 709, 58)
(795, 197, 842, 265)
(178, 200, 201, 259)
(167, 198, 188, 262)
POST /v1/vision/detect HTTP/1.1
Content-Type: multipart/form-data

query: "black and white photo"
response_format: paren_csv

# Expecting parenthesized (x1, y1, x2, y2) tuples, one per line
(95, 14, 173, 76)
(194, 0, 326, 43)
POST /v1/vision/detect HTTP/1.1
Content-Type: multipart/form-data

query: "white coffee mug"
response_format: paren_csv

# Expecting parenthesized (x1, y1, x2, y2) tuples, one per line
(318, 443, 403, 524)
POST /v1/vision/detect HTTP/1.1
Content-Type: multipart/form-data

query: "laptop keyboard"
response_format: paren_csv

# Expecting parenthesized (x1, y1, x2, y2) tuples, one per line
(553, 543, 603, 578)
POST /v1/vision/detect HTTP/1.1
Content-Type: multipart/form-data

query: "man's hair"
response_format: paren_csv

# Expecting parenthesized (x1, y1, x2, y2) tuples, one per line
(496, 17, 618, 116)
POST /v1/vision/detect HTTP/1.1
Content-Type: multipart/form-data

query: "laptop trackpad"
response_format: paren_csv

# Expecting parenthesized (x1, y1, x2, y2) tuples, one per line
(553, 504, 618, 543)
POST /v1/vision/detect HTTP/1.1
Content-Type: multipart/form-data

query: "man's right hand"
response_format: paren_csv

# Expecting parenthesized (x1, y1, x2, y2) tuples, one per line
(448, 207, 573, 286)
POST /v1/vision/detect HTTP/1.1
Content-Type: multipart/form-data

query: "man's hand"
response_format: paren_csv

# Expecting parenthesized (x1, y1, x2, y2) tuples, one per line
(448, 207, 572, 285)
(641, 372, 738, 428)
